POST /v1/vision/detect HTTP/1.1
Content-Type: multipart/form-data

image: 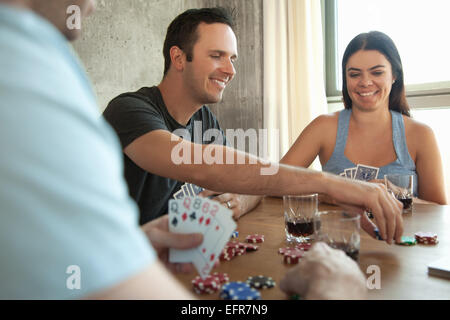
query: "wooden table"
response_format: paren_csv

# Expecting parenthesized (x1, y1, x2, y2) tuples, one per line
(175, 197, 450, 299)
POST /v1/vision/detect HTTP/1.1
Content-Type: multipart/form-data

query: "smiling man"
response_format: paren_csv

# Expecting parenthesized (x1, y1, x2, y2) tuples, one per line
(103, 8, 263, 224)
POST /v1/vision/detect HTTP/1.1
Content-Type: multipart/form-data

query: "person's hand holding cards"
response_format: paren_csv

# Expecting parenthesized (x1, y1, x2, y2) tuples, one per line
(168, 196, 236, 278)
(141, 215, 203, 274)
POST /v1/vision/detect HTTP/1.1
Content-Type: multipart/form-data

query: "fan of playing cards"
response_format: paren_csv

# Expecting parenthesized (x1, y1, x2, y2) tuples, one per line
(340, 164, 380, 181)
(173, 183, 204, 199)
(168, 196, 236, 279)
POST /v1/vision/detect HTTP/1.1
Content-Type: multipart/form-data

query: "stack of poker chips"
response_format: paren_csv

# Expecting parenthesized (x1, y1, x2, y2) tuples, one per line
(246, 234, 265, 243)
(283, 249, 305, 264)
(191, 273, 229, 295)
(219, 241, 259, 261)
(220, 282, 261, 300)
(415, 232, 439, 245)
(246, 275, 276, 289)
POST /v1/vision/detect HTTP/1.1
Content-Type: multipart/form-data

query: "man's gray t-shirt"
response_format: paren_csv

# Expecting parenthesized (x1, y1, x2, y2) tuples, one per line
(103, 86, 225, 224)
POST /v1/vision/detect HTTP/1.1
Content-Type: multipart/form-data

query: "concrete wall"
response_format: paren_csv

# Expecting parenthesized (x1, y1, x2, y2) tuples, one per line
(72, 0, 263, 133)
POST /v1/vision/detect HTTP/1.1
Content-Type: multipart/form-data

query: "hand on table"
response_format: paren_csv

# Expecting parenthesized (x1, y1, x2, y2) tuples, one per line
(199, 190, 262, 220)
(324, 174, 403, 244)
(280, 242, 367, 300)
(141, 215, 203, 274)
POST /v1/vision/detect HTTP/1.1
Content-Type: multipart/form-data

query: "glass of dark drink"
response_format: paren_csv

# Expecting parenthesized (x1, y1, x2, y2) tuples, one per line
(384, 174, 414, 214)
(283, 194, 318, 243)
(315, 211, 360, 262)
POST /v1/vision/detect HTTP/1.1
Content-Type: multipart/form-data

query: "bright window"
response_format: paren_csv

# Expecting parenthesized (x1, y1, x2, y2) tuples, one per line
(326, 0, 450, 99)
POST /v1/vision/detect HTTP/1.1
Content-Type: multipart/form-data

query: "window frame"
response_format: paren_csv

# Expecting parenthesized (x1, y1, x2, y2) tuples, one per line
(323, 0, 450, 109)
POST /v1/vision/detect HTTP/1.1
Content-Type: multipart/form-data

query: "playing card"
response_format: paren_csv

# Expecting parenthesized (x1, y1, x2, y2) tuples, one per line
(190, 184, 204, 195)
(344, 168, 354, 179)
(191, 201, 236, 278)
(351, 168, 357, 179)
(168, 196, 235, 278)
(173, 189, 184, 200)
(181, 184, 193, 197)
(169, 198, 204, 262)
(354, 164, 379, 181)
(339, 172, 346, 177)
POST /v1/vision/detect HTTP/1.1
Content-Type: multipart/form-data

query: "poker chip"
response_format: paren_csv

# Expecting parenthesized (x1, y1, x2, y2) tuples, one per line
(192, 275, 221, 294)
(397, 236, 417, 246)
(246, 275, 276, 289)
(295, 243, 312, 251)
(235, 247, 246, 256)
(220, 282, 261, 300)
(415, 232, 438, 245)
(246, 234, 265, 243)
(211, 272, 230, 285)
(231, 231, 239, 239)
(278, 247, 292, 254)
(283, 250, 304, 264)
(220, 247, 236, 261)
(239, 242, 259, 252)
(226, 241, 241, 249)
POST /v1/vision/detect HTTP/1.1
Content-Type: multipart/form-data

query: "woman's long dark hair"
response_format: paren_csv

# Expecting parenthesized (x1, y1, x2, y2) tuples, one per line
(342, 31, 410, 117)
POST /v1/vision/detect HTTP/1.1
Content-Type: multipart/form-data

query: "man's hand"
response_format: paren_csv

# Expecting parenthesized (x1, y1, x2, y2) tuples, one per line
(141, 215, 203, 274)
(199, 190, 262, 220)
(280, 242, 367, 300)
(323, 174, 403, 244)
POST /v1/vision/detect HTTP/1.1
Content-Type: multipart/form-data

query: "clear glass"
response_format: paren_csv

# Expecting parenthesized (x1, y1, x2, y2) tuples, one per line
(337, 0, 450, 87)
(384, 174, 414, 213)
(315, 211, 361, 262)
(283, 194, 318, 243)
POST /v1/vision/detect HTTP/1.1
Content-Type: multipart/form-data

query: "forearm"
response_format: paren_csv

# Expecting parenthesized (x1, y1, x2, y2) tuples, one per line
(191, 145, 327, 196)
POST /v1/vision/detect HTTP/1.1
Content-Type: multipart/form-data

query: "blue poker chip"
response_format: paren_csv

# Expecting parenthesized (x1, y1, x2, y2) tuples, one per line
(220, 282, 261, 300)
(231, 231, 239, 239)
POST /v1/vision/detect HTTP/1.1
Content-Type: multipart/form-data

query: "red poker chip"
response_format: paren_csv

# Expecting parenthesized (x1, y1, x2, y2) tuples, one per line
(242, 243, 259, 251)
(226, 241, 241, 249)
(220, 255, 232, 261)
(220, 247, 236, 261)
(192, 275, 220, 292)
(295, 243, 312, 251)
(246, 234, 265, 243)
(235, 247, 246, 256)
(283, 250, 304, 264)
(415, 231, 438, 245)
(211, 272, 230, 284)
(278, 247, 292, 255)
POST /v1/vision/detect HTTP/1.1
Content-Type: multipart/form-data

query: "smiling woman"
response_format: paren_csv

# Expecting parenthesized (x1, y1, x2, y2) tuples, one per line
(281, 31, 447, 205)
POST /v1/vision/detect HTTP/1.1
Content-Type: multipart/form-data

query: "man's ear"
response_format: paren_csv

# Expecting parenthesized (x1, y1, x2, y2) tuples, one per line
(169, 46, 186, 72)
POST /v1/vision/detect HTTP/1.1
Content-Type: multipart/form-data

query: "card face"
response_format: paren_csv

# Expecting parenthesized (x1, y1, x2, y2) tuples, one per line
(354, 164, 379, 181)
(168, 196, 235, 277)
(168, 198, 203, 262)
(192, 202, 236, 278)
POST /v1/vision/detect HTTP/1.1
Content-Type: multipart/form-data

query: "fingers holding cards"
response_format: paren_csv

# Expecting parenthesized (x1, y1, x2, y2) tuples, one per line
(168, 196, 236, 278)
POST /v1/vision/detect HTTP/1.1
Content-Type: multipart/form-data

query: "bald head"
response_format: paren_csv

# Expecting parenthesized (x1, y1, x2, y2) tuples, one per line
(0, 0, 95, 41)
